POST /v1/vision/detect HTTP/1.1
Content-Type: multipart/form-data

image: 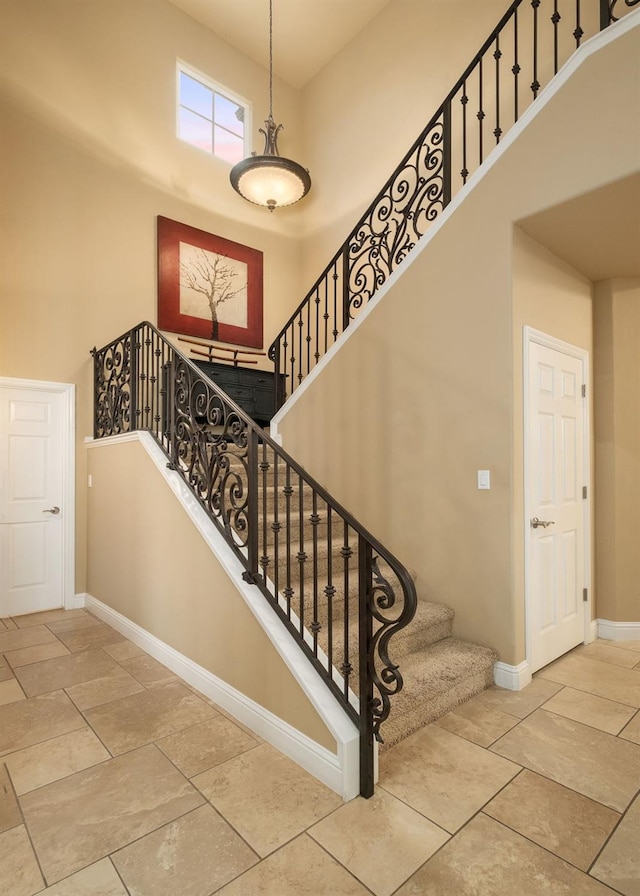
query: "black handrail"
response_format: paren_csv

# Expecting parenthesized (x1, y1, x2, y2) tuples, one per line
(91, 322, 417, 797)
(268, 0, 636, 407)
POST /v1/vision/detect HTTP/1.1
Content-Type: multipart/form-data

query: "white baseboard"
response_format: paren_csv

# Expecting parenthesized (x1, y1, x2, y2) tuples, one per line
(493, 661, 532, 691)
(589, 620, 598, 643)
(69, 592, 87, 610)
(85, 594, 359, 800)
(596, 619, 640, 641)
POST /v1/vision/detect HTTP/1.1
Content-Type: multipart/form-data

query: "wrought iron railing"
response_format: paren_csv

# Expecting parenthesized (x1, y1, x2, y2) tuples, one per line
(268, 0, 638, 407)
(91, 322, 417, 797)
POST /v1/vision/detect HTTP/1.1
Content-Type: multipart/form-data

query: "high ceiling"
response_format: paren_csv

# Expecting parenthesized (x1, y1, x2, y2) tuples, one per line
(168, 0, 393, 88)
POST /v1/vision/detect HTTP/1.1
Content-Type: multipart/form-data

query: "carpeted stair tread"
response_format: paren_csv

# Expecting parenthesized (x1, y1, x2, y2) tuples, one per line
(379, 637, 498, 750)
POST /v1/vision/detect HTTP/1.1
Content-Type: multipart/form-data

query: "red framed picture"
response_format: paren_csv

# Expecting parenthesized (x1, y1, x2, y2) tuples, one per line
(157, 216, 263, 348)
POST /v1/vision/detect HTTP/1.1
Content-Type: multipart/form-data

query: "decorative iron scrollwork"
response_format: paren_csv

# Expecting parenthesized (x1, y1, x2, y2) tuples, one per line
(172, 357, 250, 546)
(368, 556, 416, 742)
(91, 334, 133, 437)
(609, 0, 640, 20)
(347, 118, 446, 317)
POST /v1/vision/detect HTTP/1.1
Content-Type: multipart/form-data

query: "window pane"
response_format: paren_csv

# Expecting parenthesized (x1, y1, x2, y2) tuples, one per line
(179, 108, 213, 152)
(180, 72, 212, 120)
(214, 126, 244, 164)
(214, 93, 244, 138)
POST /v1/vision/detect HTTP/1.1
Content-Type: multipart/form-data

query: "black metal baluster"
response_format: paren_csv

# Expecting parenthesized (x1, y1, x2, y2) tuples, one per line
(260, 440, 270, 583)
(297, 474, 306, 635)
(341, 522, 352, 700)
(272, 453, 280, 597)
(531, 0, 540, 98)
(310, 492, 320, 656)
(573, 0, 588, 49)
(284, 465, 293, 619)
(306, 297, 311, 378)
(323, 275, 329, 355)
(342, 244, 350, 332)
(242, 428, 259, 584)
(478, 57, 485, 164)
(494, 35, 502, 144)
(552, 1, 561, 73)
(358, 536, 374, 799)
(314, 288, 320, 366)
(144, 329, 151, 429)
(442, 101, 452, 204)
(513, 7, 520, 122)
(130, 327, 139, 433)
(599, 0, 611, 29)
(289, 322, 295, 395)
(325, 505, 334, 680)
(460, 80, 469, 184)
(297, 312, 304, 385)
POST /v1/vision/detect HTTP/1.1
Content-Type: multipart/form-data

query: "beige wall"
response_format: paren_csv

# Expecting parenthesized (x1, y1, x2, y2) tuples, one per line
(511, 228, 594, 659)
(86, 437, 335, 751)
(594, 279, 640, 622)
(278, 23, 640, 666)
(0, 0, 305, 592)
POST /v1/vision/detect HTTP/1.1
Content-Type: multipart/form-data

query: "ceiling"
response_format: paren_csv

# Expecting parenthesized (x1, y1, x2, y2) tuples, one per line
(517, 174, 640, 282)
(168, 0, 393, 88)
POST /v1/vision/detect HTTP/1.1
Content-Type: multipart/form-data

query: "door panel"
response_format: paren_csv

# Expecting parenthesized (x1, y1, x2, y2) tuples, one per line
(527, 340, 586, 672)
(0, 386, 66, 615)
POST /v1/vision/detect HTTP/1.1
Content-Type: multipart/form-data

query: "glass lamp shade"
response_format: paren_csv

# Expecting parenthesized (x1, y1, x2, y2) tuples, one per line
(230, 154, 311, 211)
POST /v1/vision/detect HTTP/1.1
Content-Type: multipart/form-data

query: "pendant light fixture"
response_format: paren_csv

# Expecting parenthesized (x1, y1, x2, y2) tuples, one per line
(230, 0, 311, 211)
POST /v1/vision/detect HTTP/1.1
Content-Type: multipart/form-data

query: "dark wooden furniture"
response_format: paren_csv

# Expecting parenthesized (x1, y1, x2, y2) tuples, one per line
(195, 360, 282, 426)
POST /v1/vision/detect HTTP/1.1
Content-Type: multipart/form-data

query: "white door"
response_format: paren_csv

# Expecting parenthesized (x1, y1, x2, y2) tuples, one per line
(0, 381, 74, 616)
(525, 333, 588, 673)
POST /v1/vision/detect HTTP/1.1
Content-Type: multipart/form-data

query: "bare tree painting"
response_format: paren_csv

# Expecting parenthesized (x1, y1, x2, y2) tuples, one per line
(179, 243, 248, 341)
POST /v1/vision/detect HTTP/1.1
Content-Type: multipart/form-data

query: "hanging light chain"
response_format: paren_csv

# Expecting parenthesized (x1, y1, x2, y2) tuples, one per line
(268, 0, 274, 119)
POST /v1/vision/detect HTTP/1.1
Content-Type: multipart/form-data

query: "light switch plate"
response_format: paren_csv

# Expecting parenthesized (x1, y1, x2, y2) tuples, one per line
(477, 470, 490, 490)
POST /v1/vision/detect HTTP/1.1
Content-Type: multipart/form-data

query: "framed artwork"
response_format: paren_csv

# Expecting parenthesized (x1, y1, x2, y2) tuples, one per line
(157, 216, 263, 348)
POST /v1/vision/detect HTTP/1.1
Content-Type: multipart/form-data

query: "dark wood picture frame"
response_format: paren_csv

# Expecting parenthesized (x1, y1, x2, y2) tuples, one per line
(157, 216, 263, 348)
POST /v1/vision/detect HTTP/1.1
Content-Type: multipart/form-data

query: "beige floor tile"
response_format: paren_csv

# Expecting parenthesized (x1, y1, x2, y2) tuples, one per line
(46, 616, 103, 634)
(21, 743, 204, 884)
(379, 724, 520, 833)
(484, 769, 620, 871)
(433, 699, 520, 747)
(65, 664, 145, 711)
(0, 763, 21, 833)
(39, 858, 128, 895)
(0, 619, 5, 631)
(119, 654, 177, 687)
(491, 709, 640, 812)
(0, 617, 18, 630)
(309, 787, 449, 896)
(0, 624, 57, 654)
(592, 793, 640, 895)
(113, 802, 258, 896)
(157, 715, 261, 778)
(464, 678, 563, 719)
(0, 677, 26, 705)
(574, 641, 640, 668)
(217, 833, 372, 896)
(0, 824, 45, 896)
(543, 686, 637, 735)
(54, 624, 125, 653)
(0, 691, 85, 757)
(3, 728, 110, 795)
(5, 640, 71, 669)
(395, 813, 614, 896)
(14, 648, 120, 698)
(193, 742, 342, 857)
(11, 609, 88, 629)
(0, 655, 13, 682)
(102, 640, 145, 662)
(538, 654, 640, 707)
(619, 710, 640, 745)
(84, 681, 217, 755)
(607, 640, 640, 653)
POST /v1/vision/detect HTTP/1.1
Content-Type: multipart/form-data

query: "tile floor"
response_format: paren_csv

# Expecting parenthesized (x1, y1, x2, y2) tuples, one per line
(1, 609, 639, 895)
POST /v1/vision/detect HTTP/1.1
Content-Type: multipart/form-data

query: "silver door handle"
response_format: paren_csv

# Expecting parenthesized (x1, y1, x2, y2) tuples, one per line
(531, 516, 554, 528)
(43, 506, 60, 515)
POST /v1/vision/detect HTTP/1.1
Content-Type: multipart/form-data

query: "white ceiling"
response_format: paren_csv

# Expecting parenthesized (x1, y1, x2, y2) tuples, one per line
(168, 0, 393, 88)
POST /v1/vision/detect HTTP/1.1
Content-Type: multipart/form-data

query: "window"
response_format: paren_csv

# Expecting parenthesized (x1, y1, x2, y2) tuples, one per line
(177, 64, 248, 165)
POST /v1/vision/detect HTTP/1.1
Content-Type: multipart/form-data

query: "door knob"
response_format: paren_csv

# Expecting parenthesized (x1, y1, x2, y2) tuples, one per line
(531, 516, 554, 529)
(43, 506, 60, 515)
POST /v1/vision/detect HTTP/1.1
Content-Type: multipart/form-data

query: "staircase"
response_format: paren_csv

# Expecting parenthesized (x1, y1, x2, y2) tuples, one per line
(230, 449, 498, 751)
